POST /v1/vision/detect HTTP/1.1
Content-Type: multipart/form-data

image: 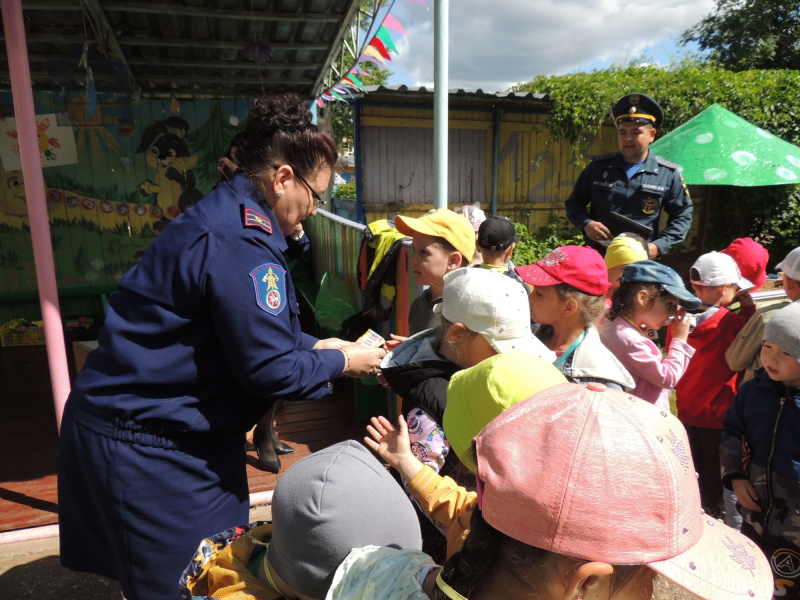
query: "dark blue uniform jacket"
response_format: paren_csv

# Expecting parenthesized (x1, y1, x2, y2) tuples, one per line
(57, 174, 343, 600)
(74, 173, 343, 431)
(565, 151, 693, 255)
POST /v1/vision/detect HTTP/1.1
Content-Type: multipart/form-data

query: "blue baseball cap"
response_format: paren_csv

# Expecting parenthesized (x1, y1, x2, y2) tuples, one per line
(621, 260, 701, 309)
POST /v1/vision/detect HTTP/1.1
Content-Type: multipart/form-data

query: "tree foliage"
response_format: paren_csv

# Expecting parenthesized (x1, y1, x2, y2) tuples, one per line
(514, 63, 800, 151)
(680, 0, 800, 71)
(512, 63, 800, 263)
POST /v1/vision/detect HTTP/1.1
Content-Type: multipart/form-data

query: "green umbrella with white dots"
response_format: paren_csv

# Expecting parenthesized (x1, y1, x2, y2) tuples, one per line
(650, 104, 800, 186)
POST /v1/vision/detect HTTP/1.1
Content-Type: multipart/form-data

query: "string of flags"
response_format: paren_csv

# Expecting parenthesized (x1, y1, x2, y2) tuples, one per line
(315, 0, 428, 107)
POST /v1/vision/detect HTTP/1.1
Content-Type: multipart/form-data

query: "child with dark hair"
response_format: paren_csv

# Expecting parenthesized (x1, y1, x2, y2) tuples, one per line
(473, 216, 527, 289)
(330, 383, 773, 600)
(601, 260, 700, 411)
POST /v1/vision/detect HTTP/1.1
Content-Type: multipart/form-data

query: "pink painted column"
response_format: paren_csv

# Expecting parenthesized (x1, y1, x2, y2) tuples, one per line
(2, 0, 71, 430)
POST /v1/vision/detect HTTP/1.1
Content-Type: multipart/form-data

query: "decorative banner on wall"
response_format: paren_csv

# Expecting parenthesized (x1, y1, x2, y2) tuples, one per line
(316, 0, 428, 106)
(0, 114, 78, 169)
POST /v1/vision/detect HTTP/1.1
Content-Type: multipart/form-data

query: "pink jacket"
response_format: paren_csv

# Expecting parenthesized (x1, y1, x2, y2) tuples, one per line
(600, 318, 695, 412)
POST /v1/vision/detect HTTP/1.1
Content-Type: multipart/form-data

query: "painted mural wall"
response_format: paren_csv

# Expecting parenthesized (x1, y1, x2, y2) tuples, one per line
(0, 92, 252, 307)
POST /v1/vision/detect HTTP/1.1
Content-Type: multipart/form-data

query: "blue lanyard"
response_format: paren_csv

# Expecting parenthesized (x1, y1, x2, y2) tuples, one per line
(553, 330, 586, 367)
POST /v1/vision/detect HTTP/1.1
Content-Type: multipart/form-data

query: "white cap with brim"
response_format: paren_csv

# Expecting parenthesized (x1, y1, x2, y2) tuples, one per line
(433, 268, 556, 363)
(776, 247, 800, 281)
(691, 252, 754, 291)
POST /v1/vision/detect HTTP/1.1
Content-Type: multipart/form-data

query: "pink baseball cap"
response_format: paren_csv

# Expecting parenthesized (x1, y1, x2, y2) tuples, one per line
(720, 238, 769, 292)
(515, 245, 609, 295)
(474, 382, 773, 600)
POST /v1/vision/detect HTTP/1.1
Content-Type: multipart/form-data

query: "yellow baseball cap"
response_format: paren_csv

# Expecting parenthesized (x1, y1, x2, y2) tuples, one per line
(604, 234, 649, 270)
(395, 209, 476, 263)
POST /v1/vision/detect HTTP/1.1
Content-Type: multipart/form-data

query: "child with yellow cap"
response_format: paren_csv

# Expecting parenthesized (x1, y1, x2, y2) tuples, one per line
(395, 209, 476, 335)
(604, 233, 650, 297)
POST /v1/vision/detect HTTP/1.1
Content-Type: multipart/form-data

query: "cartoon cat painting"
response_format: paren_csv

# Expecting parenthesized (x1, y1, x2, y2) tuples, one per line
(135, 117, 203, 223)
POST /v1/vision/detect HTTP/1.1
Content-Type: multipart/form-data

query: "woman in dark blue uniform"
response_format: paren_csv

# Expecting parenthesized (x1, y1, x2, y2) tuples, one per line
(57, 93, 386, 600)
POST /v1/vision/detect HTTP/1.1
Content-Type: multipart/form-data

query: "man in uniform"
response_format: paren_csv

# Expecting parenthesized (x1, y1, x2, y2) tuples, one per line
(565, 93, 693, 258)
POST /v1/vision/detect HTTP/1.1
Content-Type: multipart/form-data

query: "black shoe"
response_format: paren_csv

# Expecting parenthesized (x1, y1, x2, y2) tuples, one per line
(258, 456, 281, 474)
(274, 441, 295, 455)
(254, 425, 282, 472)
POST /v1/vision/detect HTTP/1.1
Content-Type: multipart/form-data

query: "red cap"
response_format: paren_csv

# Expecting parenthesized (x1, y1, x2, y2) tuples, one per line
(515, 245, 609, 295)
(720, 238, 768, 292)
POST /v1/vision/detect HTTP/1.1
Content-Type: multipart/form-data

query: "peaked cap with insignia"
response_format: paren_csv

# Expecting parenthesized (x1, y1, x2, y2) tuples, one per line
(613, 93, 663, 129)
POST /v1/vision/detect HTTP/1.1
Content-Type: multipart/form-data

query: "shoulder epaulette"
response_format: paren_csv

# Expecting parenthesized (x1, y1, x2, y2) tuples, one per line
(242, 207, 273, 234)
(591, 152, 617, 161)
(655, 155, 680, 170)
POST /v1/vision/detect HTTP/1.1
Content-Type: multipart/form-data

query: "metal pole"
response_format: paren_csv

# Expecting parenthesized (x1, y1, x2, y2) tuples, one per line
(491, 106, 500, 216)
(1, 0, 71, 431)
(433, 0, 448, 210)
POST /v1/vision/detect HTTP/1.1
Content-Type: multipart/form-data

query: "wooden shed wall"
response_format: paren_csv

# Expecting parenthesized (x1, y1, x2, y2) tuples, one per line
(357, 102, 619, 231)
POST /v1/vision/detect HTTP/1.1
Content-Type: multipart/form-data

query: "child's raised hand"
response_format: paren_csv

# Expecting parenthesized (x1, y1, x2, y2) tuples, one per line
(364, 415, 423, 481)
(732, 479, 761, 512)
(733, 288, 754, 308)
(668, 307, 692, 341)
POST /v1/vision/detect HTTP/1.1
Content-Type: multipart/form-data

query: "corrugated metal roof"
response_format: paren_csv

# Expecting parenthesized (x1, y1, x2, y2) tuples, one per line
(356, 84, 551, 104)
(1, 0, 362, 99)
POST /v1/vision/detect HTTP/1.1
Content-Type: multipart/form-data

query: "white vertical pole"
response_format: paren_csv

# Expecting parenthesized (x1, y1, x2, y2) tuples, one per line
(433, 0, 448, 210)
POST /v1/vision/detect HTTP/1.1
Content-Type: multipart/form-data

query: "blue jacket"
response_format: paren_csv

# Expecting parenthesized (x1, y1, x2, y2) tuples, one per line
(565, 151, 693, 255)
(71, 173, 344, 433)
(721, 369, 800, 543)
(58, 174, 347, 600)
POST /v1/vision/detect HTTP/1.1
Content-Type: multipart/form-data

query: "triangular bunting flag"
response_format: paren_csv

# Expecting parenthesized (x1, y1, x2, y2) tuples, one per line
(376, 27, 399, 54)
(369, 37, 392, 61)
(343, 75, 365, 90)
(382, 14, 407, 35)
(362, 45, 389, 65)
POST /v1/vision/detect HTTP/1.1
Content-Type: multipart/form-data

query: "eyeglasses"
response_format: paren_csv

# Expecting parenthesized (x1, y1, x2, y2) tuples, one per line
(273, 165, 325, 208)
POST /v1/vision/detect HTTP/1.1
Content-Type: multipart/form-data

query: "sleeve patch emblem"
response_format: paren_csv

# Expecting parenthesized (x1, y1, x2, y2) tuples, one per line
(243, 208, 273, 234)
(250, 263, 286, 316)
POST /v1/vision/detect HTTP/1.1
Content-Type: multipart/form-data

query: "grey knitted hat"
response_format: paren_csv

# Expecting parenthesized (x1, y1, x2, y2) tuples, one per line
(268, 440, 422, 599)
(764, 301, 800, 362)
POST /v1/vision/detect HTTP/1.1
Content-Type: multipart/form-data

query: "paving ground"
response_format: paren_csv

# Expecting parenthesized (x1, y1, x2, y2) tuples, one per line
(0, 502, 697, 600)
(0, 504, 272, 600)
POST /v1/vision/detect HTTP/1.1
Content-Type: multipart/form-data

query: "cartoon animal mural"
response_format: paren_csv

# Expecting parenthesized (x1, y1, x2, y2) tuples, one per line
(0, 168, 164, 233)
(135, 117, 204, 224)
(0, 169, 27, 224)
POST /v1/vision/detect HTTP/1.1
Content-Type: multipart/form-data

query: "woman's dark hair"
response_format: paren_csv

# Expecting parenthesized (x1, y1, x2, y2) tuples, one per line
(432, 508, 647, 599)
(233, 92, 338, 182)
(607, 281, 667, 322)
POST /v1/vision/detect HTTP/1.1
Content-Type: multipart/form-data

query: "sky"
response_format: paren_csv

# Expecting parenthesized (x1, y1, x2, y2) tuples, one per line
(382, 0, 718, 92)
